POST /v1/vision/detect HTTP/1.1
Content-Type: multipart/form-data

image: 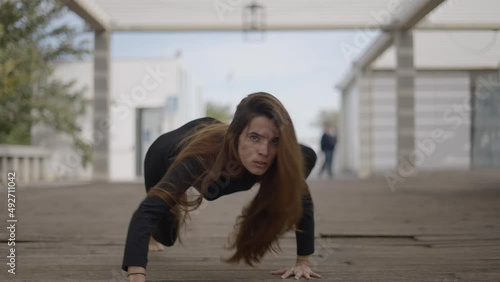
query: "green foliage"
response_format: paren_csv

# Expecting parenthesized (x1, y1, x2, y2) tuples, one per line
(206, 101, 232, 123)
(313, 109, 339, 129)
(0, 0, 91, 165)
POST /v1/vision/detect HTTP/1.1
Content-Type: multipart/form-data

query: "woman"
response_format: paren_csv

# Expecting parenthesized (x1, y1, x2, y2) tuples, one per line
(123, 92, 321, 281)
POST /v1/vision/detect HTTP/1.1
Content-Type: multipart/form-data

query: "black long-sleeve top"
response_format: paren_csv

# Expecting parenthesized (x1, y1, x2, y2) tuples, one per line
(122, 119, 315, 271)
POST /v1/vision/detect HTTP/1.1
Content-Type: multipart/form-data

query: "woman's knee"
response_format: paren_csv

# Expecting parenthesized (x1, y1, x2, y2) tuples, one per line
(152, 213, 179, 247)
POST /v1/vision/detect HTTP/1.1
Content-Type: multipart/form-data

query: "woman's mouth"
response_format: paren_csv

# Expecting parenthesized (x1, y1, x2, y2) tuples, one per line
(253, 161, 267, 168)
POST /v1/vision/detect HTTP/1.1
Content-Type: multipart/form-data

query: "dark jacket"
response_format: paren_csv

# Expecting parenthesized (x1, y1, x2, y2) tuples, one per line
(321, 132, 337, 151)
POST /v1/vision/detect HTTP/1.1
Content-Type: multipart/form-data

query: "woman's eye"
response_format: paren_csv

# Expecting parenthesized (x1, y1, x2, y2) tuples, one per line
(271, 138, 279, 145)
(249, 134, 259, 141)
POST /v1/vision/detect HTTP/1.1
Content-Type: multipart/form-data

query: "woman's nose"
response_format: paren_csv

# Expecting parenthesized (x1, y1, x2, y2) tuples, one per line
(258, 143, 269, 156)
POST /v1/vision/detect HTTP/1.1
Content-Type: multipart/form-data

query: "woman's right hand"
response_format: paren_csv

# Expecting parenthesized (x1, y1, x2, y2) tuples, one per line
(127, 266, 146, 282)
(128, 274, 146, 282)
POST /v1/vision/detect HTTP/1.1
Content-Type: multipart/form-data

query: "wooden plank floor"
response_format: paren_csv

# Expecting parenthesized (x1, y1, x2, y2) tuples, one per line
(1, 170, 499, 281)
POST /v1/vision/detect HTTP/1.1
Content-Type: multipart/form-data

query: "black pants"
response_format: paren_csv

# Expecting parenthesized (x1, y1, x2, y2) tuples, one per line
(319, 150, 334, 177)
(144, 134, 317, 246)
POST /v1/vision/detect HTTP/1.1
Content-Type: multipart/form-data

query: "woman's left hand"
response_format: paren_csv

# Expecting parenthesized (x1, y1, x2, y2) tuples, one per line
(271, 261, 321, 280)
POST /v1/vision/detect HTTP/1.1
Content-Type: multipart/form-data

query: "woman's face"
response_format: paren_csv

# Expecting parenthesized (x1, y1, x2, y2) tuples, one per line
(238, 116, 279, 175)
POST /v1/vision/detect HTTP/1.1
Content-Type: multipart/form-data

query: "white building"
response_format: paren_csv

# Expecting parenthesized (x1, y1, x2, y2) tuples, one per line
(32, 57, 205, 182)
(337, 31, 500, 177)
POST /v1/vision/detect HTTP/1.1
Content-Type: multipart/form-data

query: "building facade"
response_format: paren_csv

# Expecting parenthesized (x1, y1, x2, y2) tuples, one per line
(32, 57, 205, 182)
(338, 68, 499, 176)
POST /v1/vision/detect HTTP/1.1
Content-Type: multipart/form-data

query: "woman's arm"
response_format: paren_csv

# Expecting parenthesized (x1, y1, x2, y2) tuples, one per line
(270, 189, 319, 280)
(295, 188, 315, 256)
(122, 196, 171, 271)
(272, 198, 320, 281)
(127, 266, 146, 282)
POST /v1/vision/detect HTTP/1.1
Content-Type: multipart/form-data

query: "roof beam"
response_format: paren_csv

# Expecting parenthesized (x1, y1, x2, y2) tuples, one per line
(336, 0, 446, 90)
(108, 24, 411, 32)
(362, 0, 446, 68)
(337, 33, 393, 90)
(400, 0, 447, 29)
(416, 23, 500, 30)
(61, 0, 110, 31)
(109, 22, 500, 32)
(78, 22, 500, 33)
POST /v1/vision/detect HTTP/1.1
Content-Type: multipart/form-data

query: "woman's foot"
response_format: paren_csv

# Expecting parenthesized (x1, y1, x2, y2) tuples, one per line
(148, 236, 165, 252)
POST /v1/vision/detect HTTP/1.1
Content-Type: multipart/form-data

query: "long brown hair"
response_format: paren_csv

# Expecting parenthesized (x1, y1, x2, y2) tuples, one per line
(148, 92, 306, 265)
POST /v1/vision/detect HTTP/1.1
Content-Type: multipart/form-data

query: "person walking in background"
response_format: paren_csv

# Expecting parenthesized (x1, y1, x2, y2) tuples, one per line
(318, 123, 337, 179)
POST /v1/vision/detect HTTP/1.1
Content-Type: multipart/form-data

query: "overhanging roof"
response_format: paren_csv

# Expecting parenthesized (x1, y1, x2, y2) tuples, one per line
(62, 0, 500, 92)
(372, 30, 500, 70)
(335, 0, 500, 90)
(63, 0, 500, 32)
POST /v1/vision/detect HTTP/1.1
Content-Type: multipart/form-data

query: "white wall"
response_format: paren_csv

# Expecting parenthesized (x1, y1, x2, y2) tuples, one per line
(414, 72, 471, 169)
(110, 58, 181, 181)
(32, 61, 93, 181)
(341, 70, 472, 176)
(41, 57, 204, 182)
(342, 82, 360, 172)
(368, 71, 471, 172)
(371, 72, 397, 170)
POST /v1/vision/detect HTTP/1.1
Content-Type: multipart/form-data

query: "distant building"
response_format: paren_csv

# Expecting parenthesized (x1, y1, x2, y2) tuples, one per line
(337, 31, 500, 177)
(32, 57, 205, 182)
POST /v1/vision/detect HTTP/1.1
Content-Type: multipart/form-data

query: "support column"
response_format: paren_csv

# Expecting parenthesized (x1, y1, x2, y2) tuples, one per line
(23, 157, 30, 183)
(338, 91, 348, 173)
(40, 157, 47, 181)
(33, 157, 40, 182)
(395, 30, 416, 171)
(12, 157, 19, 174)
(1, 157, 6, 181)
(357, 67, 373, 178)
(93, 31, 110, 181)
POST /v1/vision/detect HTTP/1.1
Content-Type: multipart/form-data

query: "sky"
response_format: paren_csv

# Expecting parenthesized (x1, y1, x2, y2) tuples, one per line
(111, 31, 360, 142)
(66, 13, 371, 146)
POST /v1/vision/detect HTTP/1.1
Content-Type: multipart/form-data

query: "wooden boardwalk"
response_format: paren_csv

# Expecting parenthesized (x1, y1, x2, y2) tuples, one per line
(1, 170, 499, 281)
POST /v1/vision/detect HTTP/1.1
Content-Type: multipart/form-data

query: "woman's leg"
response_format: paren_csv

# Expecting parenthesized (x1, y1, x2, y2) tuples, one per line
(145, 175, 180, 251)
(319, 151, 327, 176)
(151, 214, 178, 248)
(325, 150, 333, 177)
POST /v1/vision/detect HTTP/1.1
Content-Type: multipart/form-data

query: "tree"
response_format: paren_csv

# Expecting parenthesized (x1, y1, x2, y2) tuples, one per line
(206, 101, 232, 123)
(0, 0, 91, 165)
(313, 109, 339, 129)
